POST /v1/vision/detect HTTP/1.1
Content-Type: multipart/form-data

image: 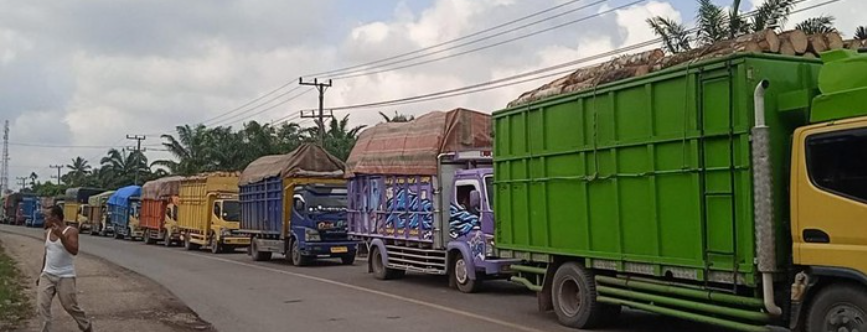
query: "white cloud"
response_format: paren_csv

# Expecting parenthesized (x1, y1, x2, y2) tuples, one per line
(614, 0, 682, 46)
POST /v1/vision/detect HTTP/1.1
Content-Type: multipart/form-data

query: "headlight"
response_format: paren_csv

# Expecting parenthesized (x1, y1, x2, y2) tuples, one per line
(304, 228, 321, 242)
(485, 237, 495, 257)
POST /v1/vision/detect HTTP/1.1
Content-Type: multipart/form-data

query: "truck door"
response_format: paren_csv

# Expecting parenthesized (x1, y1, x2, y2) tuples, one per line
(793, 122, 867, 275)
(452, 179, 482, 239)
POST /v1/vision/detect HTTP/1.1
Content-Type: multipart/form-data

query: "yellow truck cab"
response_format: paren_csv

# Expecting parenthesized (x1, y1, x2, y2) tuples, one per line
(62, 187, 105, 233)
(178, 172, 250, 253)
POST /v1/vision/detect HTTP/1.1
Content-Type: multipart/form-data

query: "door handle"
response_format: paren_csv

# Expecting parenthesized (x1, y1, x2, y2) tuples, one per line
(803, 229, 831, 244)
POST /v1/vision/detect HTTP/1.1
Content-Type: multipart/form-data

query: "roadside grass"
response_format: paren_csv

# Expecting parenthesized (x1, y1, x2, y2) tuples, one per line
(0, 239, 31, 330)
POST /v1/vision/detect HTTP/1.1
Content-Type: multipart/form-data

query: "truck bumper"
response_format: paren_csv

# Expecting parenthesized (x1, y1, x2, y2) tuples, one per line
(222, 237, 251, 246)
(301, 241, 358, 257)
(479, 258, 522, 277)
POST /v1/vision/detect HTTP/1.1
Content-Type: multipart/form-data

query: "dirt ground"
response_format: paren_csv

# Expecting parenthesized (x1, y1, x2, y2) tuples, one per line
(0, 230, 214, 332)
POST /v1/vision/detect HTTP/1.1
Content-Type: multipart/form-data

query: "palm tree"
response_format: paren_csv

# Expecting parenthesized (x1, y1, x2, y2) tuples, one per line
(100, 149, 149, 187)
(155, 124, 211, 176)
(306, 115, 366, 161)
(751, 0, 795, 31)
(379, 111, 415, 123)
(696, 0, 728, 45)
(647, 17, 692, 54)
(206, 126, 247, 171)
(856, 26, 867, 40)
(275, 122, 304, 153)
(65, 157, 91, 187)
(795, 16, 836, 34)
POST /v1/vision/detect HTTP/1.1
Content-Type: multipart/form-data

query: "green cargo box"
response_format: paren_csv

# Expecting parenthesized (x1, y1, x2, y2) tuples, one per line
(493, 54, 821, 286)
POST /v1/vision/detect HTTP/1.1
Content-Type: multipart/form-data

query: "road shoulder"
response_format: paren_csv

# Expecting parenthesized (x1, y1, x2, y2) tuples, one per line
(0, 229, 215, 332)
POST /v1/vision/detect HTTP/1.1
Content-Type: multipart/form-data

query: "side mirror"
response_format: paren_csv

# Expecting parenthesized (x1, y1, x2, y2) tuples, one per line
(469, 190, 481, 210)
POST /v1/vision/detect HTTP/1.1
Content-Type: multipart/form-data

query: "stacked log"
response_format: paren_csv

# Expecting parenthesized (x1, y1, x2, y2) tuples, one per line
(508, 29, 850, 107)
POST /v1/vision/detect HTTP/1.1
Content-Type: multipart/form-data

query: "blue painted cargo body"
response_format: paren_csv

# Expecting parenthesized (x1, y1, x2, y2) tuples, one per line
(22, 196, 41, 227)
(240, 176, 283, 234)
(108, 186, 141, 233)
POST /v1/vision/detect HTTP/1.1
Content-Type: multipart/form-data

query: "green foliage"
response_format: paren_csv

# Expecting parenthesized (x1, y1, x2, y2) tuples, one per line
(647, 17, 692, 54)
(0, 241, 31, 329)
(379, 111, 414, 123)
(795, 16, 837, 34)
(696, 0, 729, 45)
(751, 0, 795, 31)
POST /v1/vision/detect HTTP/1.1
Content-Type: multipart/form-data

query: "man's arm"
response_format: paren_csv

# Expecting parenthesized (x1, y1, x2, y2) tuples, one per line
(54, 227, 80, 256)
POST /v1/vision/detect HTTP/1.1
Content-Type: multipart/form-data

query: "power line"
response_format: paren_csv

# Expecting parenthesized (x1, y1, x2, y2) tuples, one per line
(305, 0, 593, 78)
(197, 81, 300, 126)
(323, 0, 837, 111)
(209, 88, 313, 128)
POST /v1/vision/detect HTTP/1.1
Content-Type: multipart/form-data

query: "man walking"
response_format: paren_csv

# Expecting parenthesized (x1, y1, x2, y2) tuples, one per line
(38, 205, 93, 332)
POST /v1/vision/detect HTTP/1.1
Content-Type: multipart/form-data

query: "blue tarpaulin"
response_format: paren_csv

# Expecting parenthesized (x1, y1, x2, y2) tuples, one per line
(108, 186, 141, 207)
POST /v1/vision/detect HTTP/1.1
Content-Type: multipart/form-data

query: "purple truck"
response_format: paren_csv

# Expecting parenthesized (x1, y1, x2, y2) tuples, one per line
(346, 108, 517, 292)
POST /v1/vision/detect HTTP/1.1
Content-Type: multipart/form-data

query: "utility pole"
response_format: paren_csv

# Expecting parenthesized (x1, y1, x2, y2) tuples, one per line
(16, 177, 27, 191)
(126, 135, 146, 185)
(1, 120, 9, 195)
(299, 77, 332, 146)
(49, 164, 63, 185)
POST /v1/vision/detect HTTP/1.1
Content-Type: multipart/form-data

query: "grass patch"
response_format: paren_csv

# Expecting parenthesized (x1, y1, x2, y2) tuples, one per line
(0, 239, 31, 330)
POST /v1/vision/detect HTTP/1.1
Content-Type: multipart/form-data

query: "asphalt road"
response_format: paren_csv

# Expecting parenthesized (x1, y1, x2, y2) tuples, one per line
(1, 225, 730, 332)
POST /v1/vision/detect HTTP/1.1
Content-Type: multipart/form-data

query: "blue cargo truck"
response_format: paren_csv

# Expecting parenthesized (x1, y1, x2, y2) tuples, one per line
(108, 186, 142, 240)
(239, 144, 357, 266)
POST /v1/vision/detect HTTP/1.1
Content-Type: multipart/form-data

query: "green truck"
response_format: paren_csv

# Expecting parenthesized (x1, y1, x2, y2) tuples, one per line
(494, 50, 867, 332)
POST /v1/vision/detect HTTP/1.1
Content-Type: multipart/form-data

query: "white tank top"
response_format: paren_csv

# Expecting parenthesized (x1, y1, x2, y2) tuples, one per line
(43, 227, 76, 278)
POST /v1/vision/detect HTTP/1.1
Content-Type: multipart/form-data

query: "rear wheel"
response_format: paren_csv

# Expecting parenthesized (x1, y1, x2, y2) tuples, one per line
(370, 246, 404, 280)
(806, 283, 867, 332)
(250, 240, 272, 261)
(551, 262, 620, 329)
(451, 254, 481, 293)
(289, 239, 312, 267)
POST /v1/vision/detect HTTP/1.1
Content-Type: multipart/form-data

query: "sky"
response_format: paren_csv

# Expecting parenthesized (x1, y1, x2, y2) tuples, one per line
(0, 0, 863, 188)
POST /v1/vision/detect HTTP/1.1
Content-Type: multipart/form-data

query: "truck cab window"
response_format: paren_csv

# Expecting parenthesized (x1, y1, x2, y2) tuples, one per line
(807, 128, 867, 202)
(213, 203, 222, 218)
(484, 176, 494, 210)
(456, 184, 480, 216)
(293, 195, 306, 212)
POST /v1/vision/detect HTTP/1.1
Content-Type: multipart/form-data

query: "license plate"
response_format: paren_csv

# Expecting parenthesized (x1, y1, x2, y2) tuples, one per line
(330, 246, 348, 254)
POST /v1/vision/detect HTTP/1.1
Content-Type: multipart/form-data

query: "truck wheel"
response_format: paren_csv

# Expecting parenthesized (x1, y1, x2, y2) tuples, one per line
(144, 230, 156, 245)
(163, 232, 173, 247)
(370, 246, 404, 280)
(341, 254, 356, 266)
(250, 241, 272, 262)
(184, 236, 200, 251)
(211, 240, 223, 254)
(451, 255, 481, 293)
(289, 239, 312, 267)
(113, 230, 123, 240)
(806, 283, 867, 332)
(551, 262, 620, 329)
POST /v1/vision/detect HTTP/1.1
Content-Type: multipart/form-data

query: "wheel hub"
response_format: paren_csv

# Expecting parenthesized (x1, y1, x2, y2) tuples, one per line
(557, 276, 582, 317)
(455, 259, 469, 284)
(825, 304, 866, 332)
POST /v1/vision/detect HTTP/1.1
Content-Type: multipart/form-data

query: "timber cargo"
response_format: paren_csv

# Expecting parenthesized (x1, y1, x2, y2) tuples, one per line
(495, 49, 867, 332)
(177, 172, 249, 253)
(240, 144, 357, 265)
(140, 176, 184, 245)
(347, 108, 517, 292)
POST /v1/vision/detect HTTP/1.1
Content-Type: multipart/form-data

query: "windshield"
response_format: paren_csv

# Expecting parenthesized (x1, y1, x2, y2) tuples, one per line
(304, 186, 347, 210)
(484, 176, 494, 209)
(222, 201, 240, 222)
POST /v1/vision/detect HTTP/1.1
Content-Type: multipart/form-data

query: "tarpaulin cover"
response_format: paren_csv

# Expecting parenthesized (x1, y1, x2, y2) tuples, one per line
(239, 143, 345, 186)
(142, 176, 185, 200)
(64, 188, 105, 203)
(107, 186, 141, 207)
(345, 108, 491, 177)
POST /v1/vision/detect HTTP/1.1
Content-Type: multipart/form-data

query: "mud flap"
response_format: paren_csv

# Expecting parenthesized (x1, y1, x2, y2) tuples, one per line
(537, 264, 557, 312)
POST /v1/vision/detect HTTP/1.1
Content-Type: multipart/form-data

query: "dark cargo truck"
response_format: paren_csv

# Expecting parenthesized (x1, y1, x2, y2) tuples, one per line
(241, 144, 357, 265)
(347, 108, 517, 292)
(495, 50, 867, 331)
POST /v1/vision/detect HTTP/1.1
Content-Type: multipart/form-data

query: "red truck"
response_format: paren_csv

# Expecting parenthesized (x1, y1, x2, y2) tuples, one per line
(140, 176, 185, 246)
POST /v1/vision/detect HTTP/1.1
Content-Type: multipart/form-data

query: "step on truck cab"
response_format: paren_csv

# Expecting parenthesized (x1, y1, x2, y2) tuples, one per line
(240, 144, 357, 265)
(87, 191, 114, 236)
(141, 176, 184, 246)
(495, 49, 867, 332)
(108, 186, 142, 240)
(177, 172, 249, 253)
(62, 188, 105, 233)
(347, 108, 518, 293)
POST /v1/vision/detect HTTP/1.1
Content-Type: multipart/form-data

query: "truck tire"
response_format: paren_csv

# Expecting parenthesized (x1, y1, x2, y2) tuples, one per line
(144, 230, 156, 245)
(163, 232, 173, 247)
(451, 254, 481, 293)
(806, 283, 867, 332)
(211, 239, 223, 254)
(184, 236, 200, 251)
(289, 239, 312, 267)
(370, 246, 404, 280)
(250, 241, 272, 261)
(113, 230, 123, 240)
(551, 262, 620, 329)
(90, 225, 99, 236)
(341, 254, 356, 266)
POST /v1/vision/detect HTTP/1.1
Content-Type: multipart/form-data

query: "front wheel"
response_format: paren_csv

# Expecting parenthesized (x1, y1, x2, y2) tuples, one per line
(163, 231, 173, 247)
(806, 283, 867, 332)
(211, 238, 223, 254)
(113, 230, 123, 240)
(551, 262, 620, 329)
(451, 255, 481, 293)
(289, 239, 312, 267)
(184, 235, 200, 251)
(144, 230, 156, 245)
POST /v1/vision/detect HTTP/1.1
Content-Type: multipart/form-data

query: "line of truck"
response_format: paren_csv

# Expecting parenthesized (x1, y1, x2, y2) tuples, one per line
(2, 49, 866, 332)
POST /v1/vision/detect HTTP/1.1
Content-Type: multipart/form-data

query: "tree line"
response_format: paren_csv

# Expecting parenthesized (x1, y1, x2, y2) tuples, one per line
(25, 112, 411, 197)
